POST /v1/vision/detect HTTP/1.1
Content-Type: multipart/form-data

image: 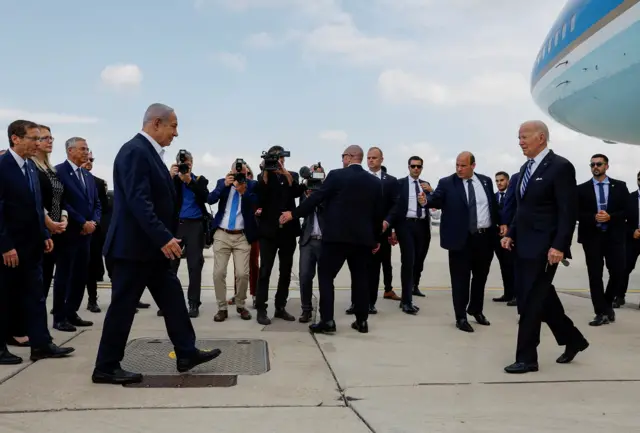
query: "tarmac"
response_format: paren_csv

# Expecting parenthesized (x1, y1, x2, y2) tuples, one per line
(1, 227, 639, 432)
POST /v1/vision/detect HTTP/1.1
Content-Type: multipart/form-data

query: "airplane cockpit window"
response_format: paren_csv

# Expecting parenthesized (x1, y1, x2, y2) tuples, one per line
(570, 14, 576, 31)
(562, 23, 567, 38)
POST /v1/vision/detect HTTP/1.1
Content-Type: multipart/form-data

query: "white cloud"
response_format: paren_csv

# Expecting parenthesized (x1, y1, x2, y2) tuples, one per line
(245, 32, 276, 48)
(319, 129, 348, 143)
(0, 108, 98, 124)
(213, 51, 246, 71)
(200, 152, 225, 168)
(100, 64, 143, 89)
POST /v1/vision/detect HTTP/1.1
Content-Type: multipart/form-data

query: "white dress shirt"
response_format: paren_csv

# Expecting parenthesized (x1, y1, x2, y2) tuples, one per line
(140, 130, 165, 160)
(463, 174, 491, 229)
(219, 186, 245, 230)
(370, 169, 382, 179)
(528, 146, 550, 176)
(8, 148, 27, 175)
(406, 176, 427, 219)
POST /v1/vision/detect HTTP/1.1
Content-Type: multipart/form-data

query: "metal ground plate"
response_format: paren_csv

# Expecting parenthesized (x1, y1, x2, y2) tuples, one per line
(121, 338, 270, 375)
(123, 375, 237, 388)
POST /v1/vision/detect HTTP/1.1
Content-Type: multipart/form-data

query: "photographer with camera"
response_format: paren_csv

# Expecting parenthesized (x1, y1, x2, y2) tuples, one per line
(254, 145, 305, 325)
(297, 163, 326, 323)
(207, 159, 258, 322)
(162, 150, 210, 318)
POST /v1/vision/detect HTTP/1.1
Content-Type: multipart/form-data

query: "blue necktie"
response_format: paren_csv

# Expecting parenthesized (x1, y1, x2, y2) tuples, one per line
(520, 159, 534, 197)
(24, 162, 33, 192)
(228, 189, 240, 230)
(597, 182, 607, 231)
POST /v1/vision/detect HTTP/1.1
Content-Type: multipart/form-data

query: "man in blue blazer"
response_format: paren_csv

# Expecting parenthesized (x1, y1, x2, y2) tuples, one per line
(208, 160, 258, 322)
(51, 137, 101, 332)
(426, 152, 499, 333)
(492, 171, 516, 306)
(0, 120, 74, 365)
(93, 103, 221, 385)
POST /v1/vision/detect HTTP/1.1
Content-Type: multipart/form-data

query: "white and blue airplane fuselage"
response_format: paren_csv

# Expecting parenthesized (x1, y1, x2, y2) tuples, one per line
(531, 0, 640, 144)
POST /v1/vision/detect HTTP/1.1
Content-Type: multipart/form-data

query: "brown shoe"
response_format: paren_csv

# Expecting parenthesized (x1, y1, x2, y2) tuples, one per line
(237, 308, 252, 320)
(383, 290, 401, 301)
(213, 310, 228, 322)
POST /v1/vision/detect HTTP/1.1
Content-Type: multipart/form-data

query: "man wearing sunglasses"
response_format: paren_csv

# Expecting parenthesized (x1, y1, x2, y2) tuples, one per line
(576, 154, 628, 326)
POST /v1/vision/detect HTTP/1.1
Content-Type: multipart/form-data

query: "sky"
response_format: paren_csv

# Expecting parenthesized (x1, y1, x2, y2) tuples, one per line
(2, 0, 640, 192)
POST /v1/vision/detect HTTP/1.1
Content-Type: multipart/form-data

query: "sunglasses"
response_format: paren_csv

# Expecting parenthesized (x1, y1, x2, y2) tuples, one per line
(410, 164, 422, 169)
(589, 162, 604, 167)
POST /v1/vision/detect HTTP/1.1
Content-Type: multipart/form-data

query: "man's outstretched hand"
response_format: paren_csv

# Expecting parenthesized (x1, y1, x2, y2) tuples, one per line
(279, 211, 293, 225)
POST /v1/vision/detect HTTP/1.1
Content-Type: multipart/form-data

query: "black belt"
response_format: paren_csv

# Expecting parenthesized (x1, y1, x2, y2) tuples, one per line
(405, 217, 427, 222)
(471, 227, 490, 234)
(310, 235, 322, 240)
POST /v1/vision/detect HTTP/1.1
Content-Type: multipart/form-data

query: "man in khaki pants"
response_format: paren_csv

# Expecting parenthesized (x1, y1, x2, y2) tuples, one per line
(207, 160, 259, 321)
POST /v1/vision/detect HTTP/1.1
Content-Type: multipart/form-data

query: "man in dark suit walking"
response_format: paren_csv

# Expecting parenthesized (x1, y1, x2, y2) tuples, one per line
(502, 120, 588, 374)
(93, 103, 221, 385)
(577, 154, 628, 325)
(426, 152, 498, 332)
(0, 120, 74, 365)
(619, 176, 640, 308)
(51, 137, 101, 332)
(492, 171, 516, 305)
(280, 145, 384, 334)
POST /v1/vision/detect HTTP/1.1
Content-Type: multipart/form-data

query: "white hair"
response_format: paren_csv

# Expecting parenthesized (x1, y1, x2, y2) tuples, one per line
(65, 137, 86, 150)
(143, 103, 174, 125)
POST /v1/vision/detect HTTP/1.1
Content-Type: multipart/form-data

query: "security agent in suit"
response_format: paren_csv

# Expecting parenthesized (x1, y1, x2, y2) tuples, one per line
(492, 171, 516, 305)
(502, 120, 588, 374)
(297, 164, 326, 323)
(619, 174, 640, 308)
(389, 156, 431, 314)
(426, 152, 497, 332)
(93, 103, 220, 385)
(254, 145, 305, 326)
(379, 165, 395, 293)
(51, 137, 101, 332)
(0, 120, 74, 365)
(280, 145, 384, 334)
(577, 154, 628, 325)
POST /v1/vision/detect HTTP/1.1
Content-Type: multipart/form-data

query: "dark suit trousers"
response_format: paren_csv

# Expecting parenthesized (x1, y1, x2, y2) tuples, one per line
(494, 238, 515, 299)
(299, 239, 322, 312)
(318, 242, 370, 322)
(169, 219, 205, 304)
(95, 259, 197, 371)
(381, 240, 393, 291)
(366, 232, 393, 306)
(42, 234, 60, 300)
(0, 258, 52, 348)
(396, 219, 431, 303)
(515, 258, 585, 363)
(621, 238, 640, 298)
(52, 235, 91, 322)
(582, 232, 625, 314)
(448, 231, 494, 320)
(255, 236, 297, 311)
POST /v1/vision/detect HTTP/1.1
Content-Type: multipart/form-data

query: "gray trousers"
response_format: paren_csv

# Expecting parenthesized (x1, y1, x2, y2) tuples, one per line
(299, 239, 322, 312)
(170, 219, 205, 304)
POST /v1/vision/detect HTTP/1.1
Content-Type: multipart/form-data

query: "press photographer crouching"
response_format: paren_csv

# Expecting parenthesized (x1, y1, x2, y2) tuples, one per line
(208, 159, 258, 321)
(254, 145, 306, 325)
(298, 163, 326, 323)
(163, 150, 210, 318)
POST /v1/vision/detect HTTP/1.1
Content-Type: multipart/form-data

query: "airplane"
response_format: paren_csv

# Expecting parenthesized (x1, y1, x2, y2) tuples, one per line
(530, 0, 640, 145)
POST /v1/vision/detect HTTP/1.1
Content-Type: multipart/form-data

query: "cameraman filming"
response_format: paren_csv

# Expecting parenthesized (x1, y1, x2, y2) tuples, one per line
(165, 150, 210, 318)
(298, 163, 325, 323)
(254, 145, 305, 325)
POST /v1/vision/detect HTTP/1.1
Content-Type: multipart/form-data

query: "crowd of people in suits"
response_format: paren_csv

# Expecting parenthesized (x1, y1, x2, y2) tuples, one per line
(1, 104, 637, 383)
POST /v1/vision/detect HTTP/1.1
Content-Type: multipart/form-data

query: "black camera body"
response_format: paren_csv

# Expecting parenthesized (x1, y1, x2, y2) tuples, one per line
(177, 149, 189, 174)
(300, 162, 325, 191)
(261, 149, 291, 171)
(233, 158, 246, 184)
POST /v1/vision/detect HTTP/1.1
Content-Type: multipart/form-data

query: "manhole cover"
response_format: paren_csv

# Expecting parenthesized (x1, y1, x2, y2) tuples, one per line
(123, 375, 237, 388)
(121, 338, 270, 375)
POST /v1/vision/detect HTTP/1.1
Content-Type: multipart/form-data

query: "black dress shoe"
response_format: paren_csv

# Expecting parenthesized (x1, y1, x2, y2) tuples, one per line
(157, 309, 164, 316)
(506, 299, 517, 307)
(309, 320, 336, 334)
(299, 311, 313, 323)
(345, 304, 355, 315)
(400, 303, 418, 315)
(504, 362, 539, 374)
(456, 319, 474, 332)
(138, 302, 150, 309)
(369, 305, 377, 314)
(274, 308, 295, 321)
(87, 300, 101, 313)
(53, 320, 77, 332)
(612, 297, 625, 308)
(556, 340, 589, 364)
(0, 349, 23, 365)
(177, 348, 222, 373)
(256, 310, 271, 325)
(492, 295, 509, 302)
(6, 337, 29, 347)
(471, 313, 490, 326)
(68, 314, 93, 327)
(351, 320, 368, 333)
(30, 343, 75, 361)
(607, 309, 616, 323)
(412, 288, 426, 297)
(188, 302, 199, 318)
(588, 314, 609, 326)
(92, 368, 143, 385)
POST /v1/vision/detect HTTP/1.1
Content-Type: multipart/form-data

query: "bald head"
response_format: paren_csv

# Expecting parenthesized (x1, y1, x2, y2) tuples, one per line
(455, 151, 476, 179)
(519, 120, 549, 158)
(521, 120, 550, 143)
(142, 102, 179, 147)
(341, 144, 363, 168)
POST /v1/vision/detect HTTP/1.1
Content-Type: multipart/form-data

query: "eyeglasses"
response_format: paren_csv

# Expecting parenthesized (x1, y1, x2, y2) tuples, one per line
(589, 162, 604, 167)
(410, 164, 423, 169)
(39, 136, 54, 142)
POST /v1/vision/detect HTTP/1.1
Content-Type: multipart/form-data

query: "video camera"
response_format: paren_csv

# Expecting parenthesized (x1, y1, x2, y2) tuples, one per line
(300, 163, 325, 191)
(261, 148, 291, 171)
(233, 158, 246, 184)
(177, 149, 190, 174)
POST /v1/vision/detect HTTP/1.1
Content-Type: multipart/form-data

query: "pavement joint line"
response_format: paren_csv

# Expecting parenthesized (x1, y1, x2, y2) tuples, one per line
(0, 330, 86, 387)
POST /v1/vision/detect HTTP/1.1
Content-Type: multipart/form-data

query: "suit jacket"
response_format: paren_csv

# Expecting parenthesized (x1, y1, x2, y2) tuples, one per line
(299, 193, 327, 246)
(508, 149, 577, 259)
(292, 164, 384, 248)
(391, 176, 431, 227)
(0, 153, 49, 264)
(256, 170, 305, 239)
(174, 173, 209, 217)
(55, 160, 101, 239)
(427, 173, 499, 251)
(576, 177, 628, 244)
(626, 190, 640, 240)
(94, 176, 110, 216)
(103, 133, 177, 262)
(500, 172, 519, 226)
(208, 178, 259, 244)
(378, 171, 399, 226)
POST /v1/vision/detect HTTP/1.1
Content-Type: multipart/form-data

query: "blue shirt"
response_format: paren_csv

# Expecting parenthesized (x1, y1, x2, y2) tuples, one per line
(592, 176, 609, 210)
(179, 174, 203, 219)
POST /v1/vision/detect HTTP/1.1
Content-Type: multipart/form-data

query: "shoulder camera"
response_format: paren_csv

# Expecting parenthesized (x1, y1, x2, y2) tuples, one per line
(300, 163, 325, 191)
(261, 148, 291, 171)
